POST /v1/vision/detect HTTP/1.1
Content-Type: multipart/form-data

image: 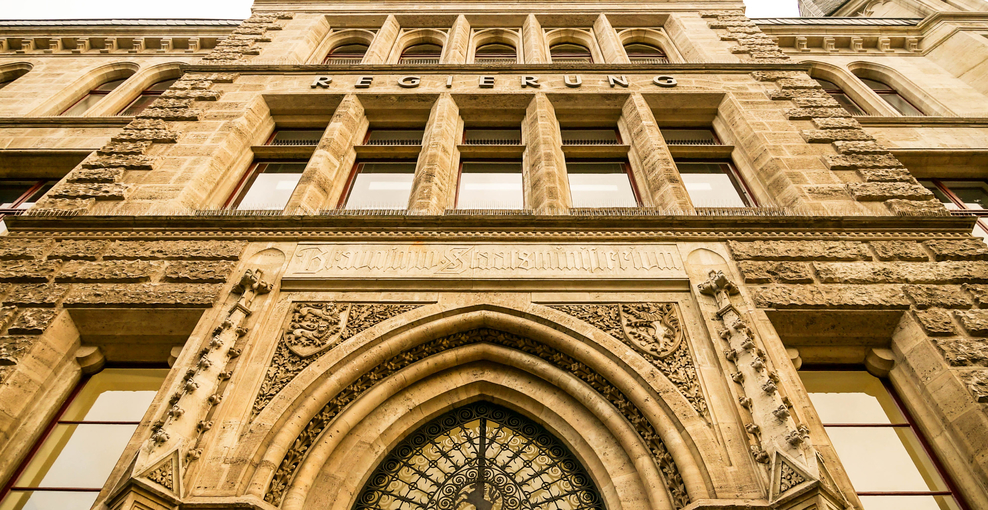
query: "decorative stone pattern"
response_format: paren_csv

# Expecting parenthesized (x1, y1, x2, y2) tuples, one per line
(251, 303, 423, 417)
(548, 303, 708, 415)
(197, 12, 292, 65)
(105, 241, 246, 260)
(164, 261, 238, 283)
(262, 328, 691, 510)
(146, 459, 175, 491)
(706, 11, 791, 64)
(933, 338, 988, 367)
(55, 260, 156, 283)
(63, 283, 221, 307)
(8, 309, 58, 335)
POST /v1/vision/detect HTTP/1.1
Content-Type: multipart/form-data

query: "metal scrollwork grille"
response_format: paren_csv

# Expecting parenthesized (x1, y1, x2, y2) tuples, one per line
(355, 402, 605, 510)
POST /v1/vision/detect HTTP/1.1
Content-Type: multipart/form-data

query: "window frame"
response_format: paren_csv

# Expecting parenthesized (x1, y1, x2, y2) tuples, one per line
(624, 42, 669, 64)
(224, 160, 308, 211)
(549, 42, 594, 64)
(675, 159, 756, 207)
(454, 159, 526, 210)
(323, 43, 369, 65)
(59, 77, 130, 116)
(0, 179, 56, 219)
(856, 76, 926, 116)
(813, 78, 866, 116)
(116, 78, 178, 116)
(920, 179, 988, 238)
(565, 159, 642, 208)
(338, 160, 418, 210)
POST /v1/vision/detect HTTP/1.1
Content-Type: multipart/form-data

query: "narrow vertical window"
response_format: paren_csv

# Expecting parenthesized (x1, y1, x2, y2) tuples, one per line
(814, 78, 865, 116)
(341, 161, 416, 209)
(567, 161, 639, 208)
(118, 78, 178, 116)
(550, 43, 593, 63)
(625, 42, 668, 64)
(801, 370, 966, 510)
(676, 161, 752, 207)
(61, 77, 131, 116)
(0, 369, 167, 510)
(456, 161, 523, 209)
(227, 161, 307, 211)
(857, 76, 925, 116)
(323, 43, 368, 65)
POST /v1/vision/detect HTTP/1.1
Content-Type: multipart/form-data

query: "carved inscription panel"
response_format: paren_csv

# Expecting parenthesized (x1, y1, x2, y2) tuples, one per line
(286, 243, 686, 280)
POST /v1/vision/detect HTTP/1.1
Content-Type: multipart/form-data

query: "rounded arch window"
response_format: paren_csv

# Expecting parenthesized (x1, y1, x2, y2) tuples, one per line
(813, 78, 865, 116)
(118, 77, 178, 116)
(550, 43, 592, 63)
(855, 74, 925, 116)
(60, 72, 135, 116)
(324, 43, 368, 64)
(355, 401, 605, 510)
(0, 67, 30, 90)
(624, 42, 667, 64)
(400, 43, 443, 64)
(475, 43, 516, 63)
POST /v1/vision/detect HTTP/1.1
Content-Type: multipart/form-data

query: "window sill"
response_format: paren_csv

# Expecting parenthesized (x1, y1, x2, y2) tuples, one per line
(252, 145, 317, 160)
(456, 144, 524, 158)
(561, 144, 630, 158)
(667, 144, 735, 159)
(354, 144, 422, 158)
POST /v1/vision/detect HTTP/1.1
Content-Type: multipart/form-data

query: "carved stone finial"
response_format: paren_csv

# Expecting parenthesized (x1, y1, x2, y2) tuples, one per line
(186, 448, 202, 462)
(773, 404, 791, 420)
(750, 445, 770, 463)
(785, 429, 805, 447)
(762, 379, 778, 394)
(739, 396, 752, 409)
(731, 371, 745, 383)
(745, 423, 761, 436)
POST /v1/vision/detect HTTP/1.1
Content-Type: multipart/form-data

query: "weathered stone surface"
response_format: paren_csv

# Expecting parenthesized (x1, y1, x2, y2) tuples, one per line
(4, 284, 69, 307)
(752, 284, 911, 309)
(887, 199, 949, 216)
(847, 183, 933, 201)
(0, 307, 17, 330)
(752, 71, 808, 82)
(769, 89, 830, 101)
(826, 154, 903, 170)
(856, 168, 914, 182)
(955, 310, 988, 335)
(914, 309, 956, 335)
(25, 198, 94, 215)
(812, 117, 862, 130)
(0, 261, 60, 283)
(82, 154, 154, 170)
(834, 141, 887, 154)
(748, 50, 789, 60)
(149, 98, 194, 109)
(48, 240, 108, 261)
(700, 9, 746, 18)
(924, 239, 988, 261)
(737, 261, 814, 283)
(55, 260, 155, 283)
(63, 283, 222, 308)
(786, 108, 853, 120)
(137, 108, 202, 121)
(48, 183, 129, 201)
(8, 309, 57, 335)
(0, 239, 51, 260)
(112, 129, 179, 144)
(905, 285, 972, 309)
(814, 261, 988, 284)
(932, 338, 988, 367)
(66, 168, 124, 184)
(963, 284, 988, 308)
(161, 89, 221, 101)
(802, 129, 874, 143)
(97, 141, 151, 155)
(729, 240, 870, 261)
(127, 119, 169, 130)
(170, 80, 212, 90)
(961, 371, 988, 403)
(792, 97, 841, 108)
(164, 261, 237, 283)
(104, 241, 246, 261)
(183, 73, 238, 83)
(870, 241, 929, 261)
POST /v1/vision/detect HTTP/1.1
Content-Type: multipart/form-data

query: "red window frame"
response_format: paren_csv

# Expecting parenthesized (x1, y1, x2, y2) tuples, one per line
(565, 159, 643, 208)
(224, 160, 308, 210)
(549, 42, 593, 63)
(0, 180, 54, 219)
(337, 160, 418, 209)
(674, 159, 757, 207)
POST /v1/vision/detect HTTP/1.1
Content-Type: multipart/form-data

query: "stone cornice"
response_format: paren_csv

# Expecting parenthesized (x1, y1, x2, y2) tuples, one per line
(179, 62, 812, 74)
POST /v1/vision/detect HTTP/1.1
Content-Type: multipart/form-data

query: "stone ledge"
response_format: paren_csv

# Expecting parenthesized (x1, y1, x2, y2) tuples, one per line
(786, 108, 852, 120)
(161, 89, 221, 101)
(914, 309, 955, 335)
(905, 285, 972, 309)
(112, 129, 179, 144)
(82, 154, 155, 170)
(870, 241, 929, 261)
(48, 183, 130, 201)
(66, 168, 125, 184)
(802, 129, 874, 143)
(137, 108, 202, 122)
(48, 240, 108, 261)
(835, 141, 886, 154)
(963, 284, 988, 308)
(813, 118, 862, 130)
(886, 199, 949, 216)
(63, 283, 222, 308)
(729, 240, 870, 261)
(752, 284, 911, 309)
(97, 141, 151, 155)
(856, 168, 914, 183)
(8, 309, 58, 335)
(0, 239, 52, 260)
(826, 154, 904, 170)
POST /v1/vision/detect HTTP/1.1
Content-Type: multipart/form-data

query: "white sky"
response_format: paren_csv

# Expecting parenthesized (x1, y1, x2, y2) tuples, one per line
(3, 0, 799, 20)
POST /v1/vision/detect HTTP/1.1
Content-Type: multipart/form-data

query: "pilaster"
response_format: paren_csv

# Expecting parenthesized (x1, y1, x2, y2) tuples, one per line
(408, 93, 462, 214)
(523, 93, 570, 212)
(441, 15, 471, 64)
(593, 14, 629, 64)
(522, 14, 548, 64)
(620, 93, 692, 210)
(364, 15, 400, 64)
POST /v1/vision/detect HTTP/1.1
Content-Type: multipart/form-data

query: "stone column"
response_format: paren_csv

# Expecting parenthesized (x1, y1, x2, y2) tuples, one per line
(620, 93, 692, 210)
(408, 93, 462, 214)
(522, 93, 570, 212)
(593, 14, 629, 64)
(285, 94, 366, 212)
(522, 15, 548, 64)
(441, 15, 470, 64)
(364, 15, 400, 64)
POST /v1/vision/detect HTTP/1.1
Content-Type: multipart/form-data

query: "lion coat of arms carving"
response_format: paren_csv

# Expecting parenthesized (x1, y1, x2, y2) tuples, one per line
(618, 303, 683, 358)
(284, 303, 351, 357)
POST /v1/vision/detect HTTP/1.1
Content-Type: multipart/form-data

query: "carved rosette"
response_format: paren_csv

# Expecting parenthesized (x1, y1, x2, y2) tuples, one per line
(251, 302, 423, 418)
(548, 303, 707, 416)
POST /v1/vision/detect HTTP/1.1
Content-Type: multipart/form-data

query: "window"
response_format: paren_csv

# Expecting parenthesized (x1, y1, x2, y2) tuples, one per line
(0, 67, 30, 90)
(323, 43, 368, 64)
(60, 77, 130, 116)
(456, 161, 523, 209)
(0, 369, 167, 510)
(474, 43, 516, 64)
(341, 161, 416, 209)
(567, 161, 639, 208)
(858, 76, 924, 116)
(560, 129, 620, 145)
(266, 129, 324, 146)
(117, 78, 178, 116)
(550, 43, 593, 63)
(801, 370, 966, 510)
(0, 180, 56, 217)
(462, 128, 521, 145)
(399, 43, 442, 65)
(920, 179, 988, 241)
(625, 42, 668, 64)
(814, 78, 865, 116)
(677, 161, 752, 207)
(363, 129, 424, 146)
(227, 161, 307, 211)
(661, 128, 721, 146)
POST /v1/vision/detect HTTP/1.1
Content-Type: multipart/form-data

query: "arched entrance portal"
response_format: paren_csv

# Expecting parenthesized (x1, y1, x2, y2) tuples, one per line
(354, 402, 605, 510)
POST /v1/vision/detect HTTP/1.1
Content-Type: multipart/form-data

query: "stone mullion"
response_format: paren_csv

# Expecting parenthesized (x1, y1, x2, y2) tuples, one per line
(441, 15, 471, 64)
(621, 93, 692, 210)
(522, 93, 570, 212)
(363, 15, 400, 64)
(408, 93, 462, 214)
(522, 14, 548, 64)
(285, 94, 366, 212)
(592, 14, 629, 64)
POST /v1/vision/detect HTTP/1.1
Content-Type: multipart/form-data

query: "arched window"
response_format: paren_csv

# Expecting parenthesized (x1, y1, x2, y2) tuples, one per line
(117, 77, 178, 116)
(355, 402, 605, 510)
(625, 42, 668, 64)
(0, 65, 30, 90)
(60, 73, 134, 116)
(550, 43, 593, 63)
(474, 43, 516, 64)
(856, 75, 925, 116)
(399, 43, 442, 65)
(323, 43, 368, 65)
(813, 78, 865, 116)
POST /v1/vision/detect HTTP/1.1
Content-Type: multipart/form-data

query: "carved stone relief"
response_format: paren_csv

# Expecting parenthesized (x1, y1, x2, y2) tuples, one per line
(146, 459, 175, 491)
(779, 458, 806, 494)
(547, 303, 707, 416)
(251, 303, 423, 418)
(263, 328, 690, 510)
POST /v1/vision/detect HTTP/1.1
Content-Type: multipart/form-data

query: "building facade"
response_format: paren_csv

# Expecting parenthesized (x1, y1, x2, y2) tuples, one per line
(0, 0, 987, 509)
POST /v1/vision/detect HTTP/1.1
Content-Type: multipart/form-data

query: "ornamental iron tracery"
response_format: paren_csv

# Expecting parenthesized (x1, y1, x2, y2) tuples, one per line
(355, 402, 605, 510)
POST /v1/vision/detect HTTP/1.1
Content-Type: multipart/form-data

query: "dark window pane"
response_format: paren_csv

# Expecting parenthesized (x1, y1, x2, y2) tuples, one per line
(236, 163, 307, 210)
(93, 78, 128, 92)
(458, 162, 523, 209)
(476, 43, 515, 55)
(18, 182, 55, 209)
(814, 78, 840, 89)
(118, 95, 156, 116)
(567, 162, 638, 207)
(662, 129, 718, 144)
(830, 93, 865, 115)
(0, 490, 100, 510)
(61, 93, 103, 116)
(551, 43, 591, 56)
(345, 162, 416, 209)
(0, 80, 12, 90)
(677, 162, 749, 207)
(402, 43, 442, 56)
(145, 78, 178, 92)
(0, 181, 37, 208)
(860, 77, 894, 92)
(270, 129, 324, 145)
(331, 43, 368, 56)
(625, 43, 665, 57)
(943, 181, 988, 210)
(881, 93, 924, 116)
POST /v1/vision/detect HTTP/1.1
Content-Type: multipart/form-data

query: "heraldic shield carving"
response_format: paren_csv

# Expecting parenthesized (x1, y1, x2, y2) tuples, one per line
(284, 302, 352, 357)
(618, 303, 683, 358)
